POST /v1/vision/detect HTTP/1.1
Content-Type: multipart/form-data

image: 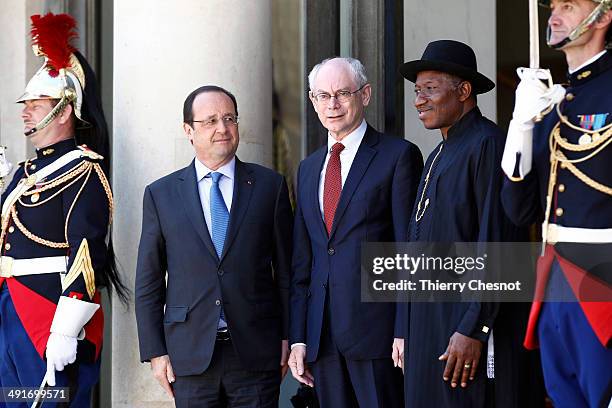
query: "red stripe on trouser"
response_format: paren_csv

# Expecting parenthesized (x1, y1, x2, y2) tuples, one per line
(524, 244, 612, 349)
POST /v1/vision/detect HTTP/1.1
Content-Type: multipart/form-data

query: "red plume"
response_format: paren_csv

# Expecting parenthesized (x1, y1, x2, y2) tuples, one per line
(30, 13, 78, 77)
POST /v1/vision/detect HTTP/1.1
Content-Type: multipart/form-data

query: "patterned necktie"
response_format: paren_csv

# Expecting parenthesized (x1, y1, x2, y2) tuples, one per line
(209, 171, 228, 329)
(210, 172, 229, 257)
(323, 142, 345, 235)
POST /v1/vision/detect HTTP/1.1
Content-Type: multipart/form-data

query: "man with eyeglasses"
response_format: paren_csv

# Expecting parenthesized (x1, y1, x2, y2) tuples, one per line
(135, 85, 293, 407)
(395, 40, 544, 408)
(288, 57, 423, 407)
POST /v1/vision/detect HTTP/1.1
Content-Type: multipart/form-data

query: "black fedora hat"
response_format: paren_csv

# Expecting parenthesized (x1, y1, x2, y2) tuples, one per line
(400, 40, 495, 94)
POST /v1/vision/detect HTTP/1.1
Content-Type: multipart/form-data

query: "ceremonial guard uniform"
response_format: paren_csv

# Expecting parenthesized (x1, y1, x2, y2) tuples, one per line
(0, 13, 125, 407)
(501, 1, 612, 406)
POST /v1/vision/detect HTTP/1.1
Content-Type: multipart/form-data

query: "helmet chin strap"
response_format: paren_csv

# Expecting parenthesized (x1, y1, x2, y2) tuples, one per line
(23, 81, 77, 138)
(547, 25, 575, 49)
(24, 96, 72, 137)
(547, 0, 612, 49)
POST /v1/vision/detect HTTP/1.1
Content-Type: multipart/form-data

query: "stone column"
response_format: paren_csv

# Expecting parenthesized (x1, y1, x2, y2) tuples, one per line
(111, 1, 272, 406)
(403, 0, 497, 157)
(0, 1, 48, 170)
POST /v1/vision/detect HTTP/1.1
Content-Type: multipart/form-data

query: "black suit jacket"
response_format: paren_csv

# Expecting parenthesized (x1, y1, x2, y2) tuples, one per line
(135, 158, 293, 375)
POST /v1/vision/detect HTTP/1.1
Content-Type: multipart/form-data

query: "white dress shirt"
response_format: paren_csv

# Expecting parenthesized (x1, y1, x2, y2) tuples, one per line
(194, 157, 235, 237)
(318, 119, 367, 217)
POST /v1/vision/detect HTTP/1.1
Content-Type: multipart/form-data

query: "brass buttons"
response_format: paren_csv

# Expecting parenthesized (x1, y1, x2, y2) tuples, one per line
(8, 226, 14, 233)
(555, 208, 564, 217)
(558, 184, 565, 193)
(4, 243, 11, 251)
(31, 193, 40, 203)
(577, 70, 591, 80)
(565, 93, 574, 101)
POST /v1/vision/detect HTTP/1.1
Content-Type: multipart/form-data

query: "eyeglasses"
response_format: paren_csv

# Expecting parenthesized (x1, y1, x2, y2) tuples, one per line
(311, 84, 367, 104)
(414, 81, 463, 99)
(192, 114, 239, 128)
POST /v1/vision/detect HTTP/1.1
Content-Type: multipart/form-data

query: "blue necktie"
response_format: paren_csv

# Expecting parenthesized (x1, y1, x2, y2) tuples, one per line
(210, 172, 229, 329)
(210, 172, 229, 258)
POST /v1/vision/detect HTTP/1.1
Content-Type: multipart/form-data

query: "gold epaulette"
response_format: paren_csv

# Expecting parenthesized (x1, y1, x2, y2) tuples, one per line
(78, 145, 104, 161)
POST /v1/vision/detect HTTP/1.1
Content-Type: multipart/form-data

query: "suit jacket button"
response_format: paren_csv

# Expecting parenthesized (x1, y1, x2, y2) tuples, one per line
(218, 269, 225, 276)
(215, 299, 221, 306)
(328, 248, 335, 255)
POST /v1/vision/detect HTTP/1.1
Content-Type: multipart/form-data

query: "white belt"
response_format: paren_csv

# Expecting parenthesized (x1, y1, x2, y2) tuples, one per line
(0, 256, 68, 278)
(546, 223, 612, 244)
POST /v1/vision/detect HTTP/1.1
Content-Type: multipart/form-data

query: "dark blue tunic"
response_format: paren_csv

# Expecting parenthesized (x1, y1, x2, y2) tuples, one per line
(500, 51, 612, 408)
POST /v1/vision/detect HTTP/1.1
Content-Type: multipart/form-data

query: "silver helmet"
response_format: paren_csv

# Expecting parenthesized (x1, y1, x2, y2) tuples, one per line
(16, 13, 87, 136)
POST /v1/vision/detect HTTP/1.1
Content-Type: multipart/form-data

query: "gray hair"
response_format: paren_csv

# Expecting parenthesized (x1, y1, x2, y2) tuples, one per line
(308, 57, 368, 91)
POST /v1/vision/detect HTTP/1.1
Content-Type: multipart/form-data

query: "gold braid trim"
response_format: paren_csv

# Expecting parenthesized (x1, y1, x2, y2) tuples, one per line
(556, 150, 612, 196)
(552, 122, 612, 153)
(0, 212, 11, 247)
(22, 161, 90, 195)
(546, 109, 612, 198)
(18, 167, 90, 208)
(556, 102, 612, 136)
(3, 159, 112, 249)
(64, 166, 93, 243)
(62, 238, 96, 299)
(10, 205, 69, 248)
(93, 163, 114, 225)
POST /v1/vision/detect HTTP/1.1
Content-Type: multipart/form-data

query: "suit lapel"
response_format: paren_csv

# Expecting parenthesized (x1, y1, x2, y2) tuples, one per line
(178, 161, 218, 260)
(310, 146, 329, 240)
(220, 158, 254, 261)
(329, 126, 378, 239)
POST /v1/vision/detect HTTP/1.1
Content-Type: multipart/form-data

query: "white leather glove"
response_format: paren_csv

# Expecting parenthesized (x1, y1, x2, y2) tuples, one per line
(44, 296, 100, 386)
(502, 68, 566, 179)
(45, 332, 78, 386)
(512, 68, 565, 123)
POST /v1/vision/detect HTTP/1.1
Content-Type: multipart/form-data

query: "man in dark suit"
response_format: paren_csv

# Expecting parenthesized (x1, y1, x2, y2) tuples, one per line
(135, 85, 293, 407)
(288, 57, 423, 407)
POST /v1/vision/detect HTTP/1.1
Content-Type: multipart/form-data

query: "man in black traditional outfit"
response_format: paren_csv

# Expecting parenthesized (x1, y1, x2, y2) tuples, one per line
(393, 40, 545, 408)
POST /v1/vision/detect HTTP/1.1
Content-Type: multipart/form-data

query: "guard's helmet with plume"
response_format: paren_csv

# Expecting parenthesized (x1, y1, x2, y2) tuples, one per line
(16, 13, 110, 162)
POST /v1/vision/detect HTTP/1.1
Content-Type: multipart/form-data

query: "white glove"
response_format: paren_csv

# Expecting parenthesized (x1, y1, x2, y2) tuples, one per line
(45, 332, 78, 386)
(512, 68, 565, 124)
(502, 119, 535, 179)
(502, 68, 566, 179)
(0, 146, 12, 178)
(44, 296, 100, 386)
